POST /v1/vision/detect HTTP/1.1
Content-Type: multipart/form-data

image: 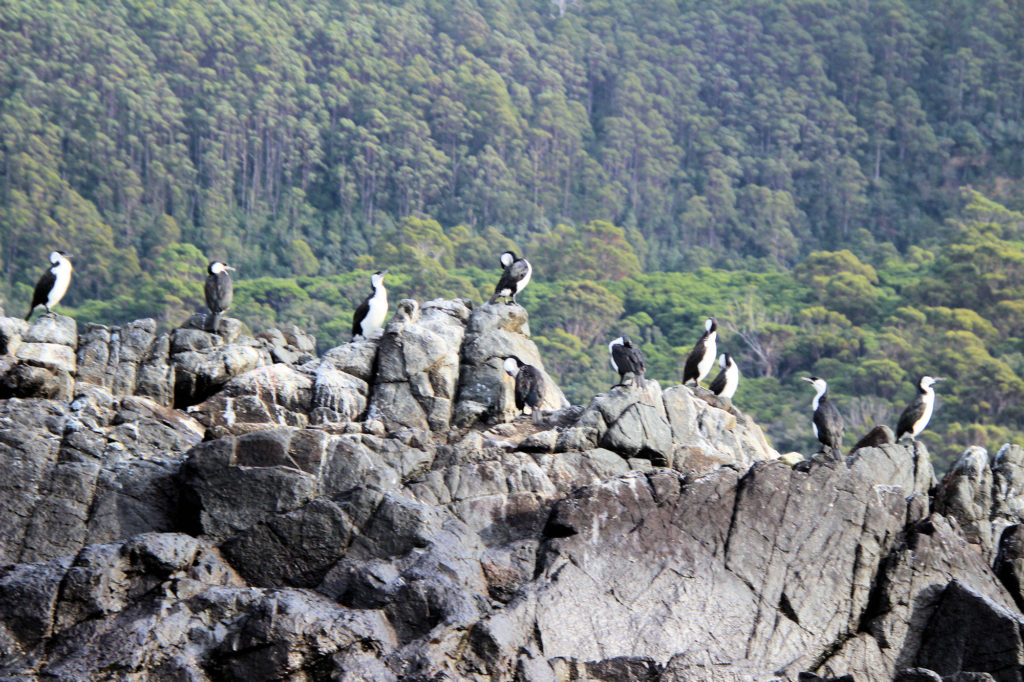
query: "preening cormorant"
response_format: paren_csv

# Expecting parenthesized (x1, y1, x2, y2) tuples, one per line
(609, 336, 646, 388)
(489, 251, 532, 305)
(204, 261, 235, 333)
(683, 318, 718, 385)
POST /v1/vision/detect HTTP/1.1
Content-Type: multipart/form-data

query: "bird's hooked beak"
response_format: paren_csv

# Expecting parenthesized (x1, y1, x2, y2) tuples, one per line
(226, 265, 237, 272)
(801, 377, 814, 384)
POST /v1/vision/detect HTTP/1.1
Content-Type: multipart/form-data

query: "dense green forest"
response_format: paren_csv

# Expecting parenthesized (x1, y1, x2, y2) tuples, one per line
(2, 0, 1024, 468)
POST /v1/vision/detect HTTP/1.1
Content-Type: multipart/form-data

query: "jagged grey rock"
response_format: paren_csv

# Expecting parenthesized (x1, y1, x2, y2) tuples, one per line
(189, 362, 316, 436)
(995, 524, 1024, 611)
(1, 303, 1024, 681)
(369, 298, 469, 432)
(457, 302, 568, 424)
(663, 384, 777, 474)
(934, 446, 995, 552)
(0, 314, 78, 400)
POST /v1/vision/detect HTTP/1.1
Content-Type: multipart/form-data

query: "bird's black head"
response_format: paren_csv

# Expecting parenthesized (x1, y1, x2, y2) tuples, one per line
(499, 251, 517, 268)
(620, 335, 634, 347)
(706, 317, 718, 333)
(49, 250, 72, 264)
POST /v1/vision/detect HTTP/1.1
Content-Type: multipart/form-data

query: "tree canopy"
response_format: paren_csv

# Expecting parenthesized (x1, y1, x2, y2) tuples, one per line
(3, 0, 1024, 470)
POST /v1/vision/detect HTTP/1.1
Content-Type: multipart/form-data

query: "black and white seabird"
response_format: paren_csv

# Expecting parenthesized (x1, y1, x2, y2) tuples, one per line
(683, 317, 718, 385)
(204, 261, 235, 333)
(504, 356, 545, 420)
(608, 335, 646, 388)
(25, 251, 73, 321)
(709, 353, 740, 399)
(895, 375, 944, 441)
(489, 251, 532, 305)
(802, 376, 844, 452)
(352, 270, 388, 339)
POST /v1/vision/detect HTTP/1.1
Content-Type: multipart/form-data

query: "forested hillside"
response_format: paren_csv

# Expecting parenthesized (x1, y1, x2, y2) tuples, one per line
(2, 0, 1024, 467)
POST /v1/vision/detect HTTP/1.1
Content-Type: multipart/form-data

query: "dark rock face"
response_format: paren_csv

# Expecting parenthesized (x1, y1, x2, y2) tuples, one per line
(0, 302, 1023, 681)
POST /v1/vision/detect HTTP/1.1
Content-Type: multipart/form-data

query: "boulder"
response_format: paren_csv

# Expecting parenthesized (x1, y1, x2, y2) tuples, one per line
(915, 580, 1024, 681)
(189, 363, 315, 436)
(171, 335, 272, 408)
(0, 316, 27, 355)
(76, 319, 159, 396)
(23, 314, 77, 347)
(181, 430, 329, 539)
(456, 302, 568, 425)
(663, 385, 777, 474)
(934, 447, 995, 552)
(368, 299, 469, 432)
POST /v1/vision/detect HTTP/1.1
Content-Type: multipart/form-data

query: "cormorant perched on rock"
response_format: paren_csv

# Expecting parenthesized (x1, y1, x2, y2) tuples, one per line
(608, 336, 646, 388)
(683, 318, 718, 385)
(25, 251, 73, 321)
(709, 353, 739, 399)
(802, 376, 844, 452)
(504, 356, 544, 420)
(204, 261, 235, 333)
(489, 251, 532, 305)
(352, 270, 388, 339)
(895, 375, 944, 441)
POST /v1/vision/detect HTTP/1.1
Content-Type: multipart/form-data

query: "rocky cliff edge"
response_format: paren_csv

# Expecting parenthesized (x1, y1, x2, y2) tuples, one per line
(0, 301, 1020, 681)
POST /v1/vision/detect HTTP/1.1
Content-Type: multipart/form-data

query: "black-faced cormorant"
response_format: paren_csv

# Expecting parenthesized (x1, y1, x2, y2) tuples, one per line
(489, 251, 532, 305)
(802, 376, 844, 452)
(352, 270, 388, 339)
(895, 375, 944, 441)
(25, 251, 73, 321)
(709, 353, 740, 399)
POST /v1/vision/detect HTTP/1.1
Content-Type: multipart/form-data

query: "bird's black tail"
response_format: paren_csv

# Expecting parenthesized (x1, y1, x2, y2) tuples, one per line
(24, 308, 32, 322)
(208, 311, 221, 333)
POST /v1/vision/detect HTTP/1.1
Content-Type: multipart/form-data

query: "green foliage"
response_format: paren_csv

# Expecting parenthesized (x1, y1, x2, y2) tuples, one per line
(5, 1, 1024, 473)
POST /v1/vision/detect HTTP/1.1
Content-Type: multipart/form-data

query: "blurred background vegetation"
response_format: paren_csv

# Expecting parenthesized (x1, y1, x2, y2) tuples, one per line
(2, 0, 1024, 469)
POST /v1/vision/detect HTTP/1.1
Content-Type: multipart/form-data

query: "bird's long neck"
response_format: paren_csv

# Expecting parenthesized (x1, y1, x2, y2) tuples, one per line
(52, 257, 72, 275)
(812, 386, 827, 411)
(920, 385, 934, 405)
(371, 282, 387, 301)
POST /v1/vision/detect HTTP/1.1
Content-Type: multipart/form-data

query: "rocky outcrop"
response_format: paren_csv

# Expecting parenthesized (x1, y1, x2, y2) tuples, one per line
(0, 301, 1022, 681)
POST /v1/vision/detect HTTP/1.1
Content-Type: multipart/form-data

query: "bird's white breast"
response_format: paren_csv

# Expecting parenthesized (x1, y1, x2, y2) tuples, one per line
(363, 288, 388, 336)
(48, 259, 73, 308)
(696, 332, 717, 381)
(913, 391, 935, 437)
(719, 363, 739, 399)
